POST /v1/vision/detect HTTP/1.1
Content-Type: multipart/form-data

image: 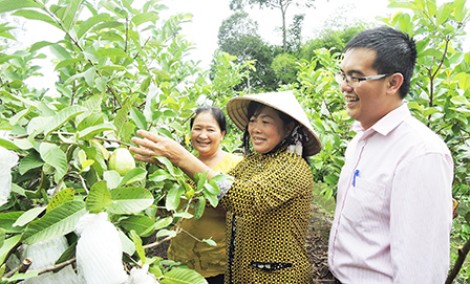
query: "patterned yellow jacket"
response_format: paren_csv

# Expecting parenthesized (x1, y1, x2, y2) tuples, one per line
(221, 150, 314, 284)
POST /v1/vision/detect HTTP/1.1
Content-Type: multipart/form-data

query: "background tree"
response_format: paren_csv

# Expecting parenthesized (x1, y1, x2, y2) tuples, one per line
(216, 10, 278, 91)
(299, 24, 368, 61)
(271, 52, 298, 84)
(229, 0, 318, 50)
(287, 14, 305, 54)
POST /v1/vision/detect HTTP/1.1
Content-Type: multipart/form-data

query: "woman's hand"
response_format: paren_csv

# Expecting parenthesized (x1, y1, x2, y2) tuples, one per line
(130, 129, 215, 180)
(129, 130, 186, 167)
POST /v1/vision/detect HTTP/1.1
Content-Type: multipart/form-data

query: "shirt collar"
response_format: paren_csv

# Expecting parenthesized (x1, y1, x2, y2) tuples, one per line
(351, 103, 411, 136)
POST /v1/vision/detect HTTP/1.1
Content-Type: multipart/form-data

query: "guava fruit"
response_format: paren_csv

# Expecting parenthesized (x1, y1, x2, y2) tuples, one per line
(109, 148, 135, 176)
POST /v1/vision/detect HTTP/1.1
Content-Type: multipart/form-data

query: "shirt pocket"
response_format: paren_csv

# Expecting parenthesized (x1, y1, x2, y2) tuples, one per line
(342, 176, 386, 230)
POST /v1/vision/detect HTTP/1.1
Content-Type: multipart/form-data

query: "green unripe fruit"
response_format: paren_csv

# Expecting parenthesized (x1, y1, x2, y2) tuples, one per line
(109, 148, 136, 176)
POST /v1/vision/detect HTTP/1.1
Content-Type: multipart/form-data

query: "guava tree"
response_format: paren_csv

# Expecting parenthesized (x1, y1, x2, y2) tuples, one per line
(0, 0, 249, 283)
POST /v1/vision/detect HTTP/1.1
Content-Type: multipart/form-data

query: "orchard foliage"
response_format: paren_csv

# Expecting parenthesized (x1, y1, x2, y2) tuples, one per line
(0, 0, 249, 282)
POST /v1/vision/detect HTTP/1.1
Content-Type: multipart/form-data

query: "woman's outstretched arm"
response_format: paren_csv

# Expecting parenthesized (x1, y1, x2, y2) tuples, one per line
(130, 129, 217, 180)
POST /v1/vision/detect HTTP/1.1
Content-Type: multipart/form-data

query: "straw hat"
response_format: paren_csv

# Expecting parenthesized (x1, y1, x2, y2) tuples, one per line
(227, 90, 321, 156)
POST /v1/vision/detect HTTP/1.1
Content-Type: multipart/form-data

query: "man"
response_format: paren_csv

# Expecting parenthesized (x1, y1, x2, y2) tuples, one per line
(328, 27, 454, 283)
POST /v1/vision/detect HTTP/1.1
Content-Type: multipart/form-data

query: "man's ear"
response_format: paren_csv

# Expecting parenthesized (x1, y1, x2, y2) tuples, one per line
(387, 73, 404, 94)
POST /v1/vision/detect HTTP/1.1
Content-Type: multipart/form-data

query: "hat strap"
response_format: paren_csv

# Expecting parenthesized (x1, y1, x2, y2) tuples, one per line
(286, 125, 304, 156)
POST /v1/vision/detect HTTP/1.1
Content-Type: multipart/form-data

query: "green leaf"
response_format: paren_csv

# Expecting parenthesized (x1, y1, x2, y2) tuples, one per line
(436, 3, 452, 26)
(26, 116, 49, 137)
(455, 72, 470, 91)
(77, 112, 105, 131)
(0, 228, 4, 248)
(39, 143, 67, 183)
(452, 0, 467, 22)
(11, 183, 26, 197)
(0, 235, 21, 265)
(78, 123, 116, 139)
(193, 197, 206, 220)
(154, 216, 173, 230)
(195, 171, 208, 191)
(103, 170, 122, 190)
(160, 267, 207, 284)
(148, 169, 173, 183)
(47, 188, 75, 212)
(50, 43, 72, 60)
(202, 238, 216, 247)
(450, 95, 469, 106)
(18, 151, 43, 175)
(129, 230, 146, 263)
(156, 229, 176, 239)
(119, 167, 147, 186)
(131, 12, 159, 26)
(98, 65, 126, 72)
(0, 212, 23, 233)
(55, 58, 83, 70)
(30, 40, 54, 52)
(0, 138, 19, 151)
(86, 181, 112, 213)
(173, 211, 192, 219)
(83, 66, 96, 87)
(22, 201, 86, 245)
(114, 100, 132, 140)
(43, 105, 86, 136)
(62, 0, 81, 31)
(77, 13, 111, 39)
(0, 0, 40, 13)
(130, 107, 147, 130)
(119, 230, 136, 256)
(108, 187, 154, 215)
(55, 241, 77, 264)
(13, 9, 59, 28)
(12, 207, 46, 227)
(155, 156, 178, 177)
(140, 76, 151, 93)
(205, 181, 220, 195)
(203, 191, 218, 208)
(165, 184, 184, 211)
(120, 215, 155, 237)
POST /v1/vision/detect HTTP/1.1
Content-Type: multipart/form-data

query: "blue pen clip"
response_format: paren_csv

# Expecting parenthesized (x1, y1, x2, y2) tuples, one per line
(352, 169, 360, 187)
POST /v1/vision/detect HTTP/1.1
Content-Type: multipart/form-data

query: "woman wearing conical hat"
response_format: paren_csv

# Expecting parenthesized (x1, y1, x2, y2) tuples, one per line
(130, 90, 321, 284)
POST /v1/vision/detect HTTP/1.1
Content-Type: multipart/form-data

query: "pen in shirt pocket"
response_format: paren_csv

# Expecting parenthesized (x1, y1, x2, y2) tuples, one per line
(352, 169, 360, 187)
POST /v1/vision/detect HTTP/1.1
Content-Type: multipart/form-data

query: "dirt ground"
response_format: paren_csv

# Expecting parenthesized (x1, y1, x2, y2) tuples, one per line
(306, 203, 336, 283)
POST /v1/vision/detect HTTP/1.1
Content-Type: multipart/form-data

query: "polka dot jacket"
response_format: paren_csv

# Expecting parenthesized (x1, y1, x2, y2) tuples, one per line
(221, 151, 314, 284)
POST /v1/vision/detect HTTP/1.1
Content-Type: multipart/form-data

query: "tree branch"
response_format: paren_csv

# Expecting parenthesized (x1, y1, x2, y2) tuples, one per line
(427, 36, 450, 126)
(446, 235, 470, 284)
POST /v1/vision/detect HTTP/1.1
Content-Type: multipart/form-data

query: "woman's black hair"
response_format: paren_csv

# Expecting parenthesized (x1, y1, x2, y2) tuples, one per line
(190, 106, 227, 133)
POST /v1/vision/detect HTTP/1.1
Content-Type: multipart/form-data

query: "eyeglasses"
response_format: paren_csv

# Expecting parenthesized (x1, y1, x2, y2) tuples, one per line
(334, 72, 389, 88)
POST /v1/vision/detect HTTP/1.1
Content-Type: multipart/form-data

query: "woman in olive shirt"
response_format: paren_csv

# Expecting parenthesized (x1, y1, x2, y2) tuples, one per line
(167, 106, 242, 284)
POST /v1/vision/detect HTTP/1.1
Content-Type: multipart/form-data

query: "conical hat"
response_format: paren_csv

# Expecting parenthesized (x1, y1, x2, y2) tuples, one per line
(227, 91, 321, 156)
